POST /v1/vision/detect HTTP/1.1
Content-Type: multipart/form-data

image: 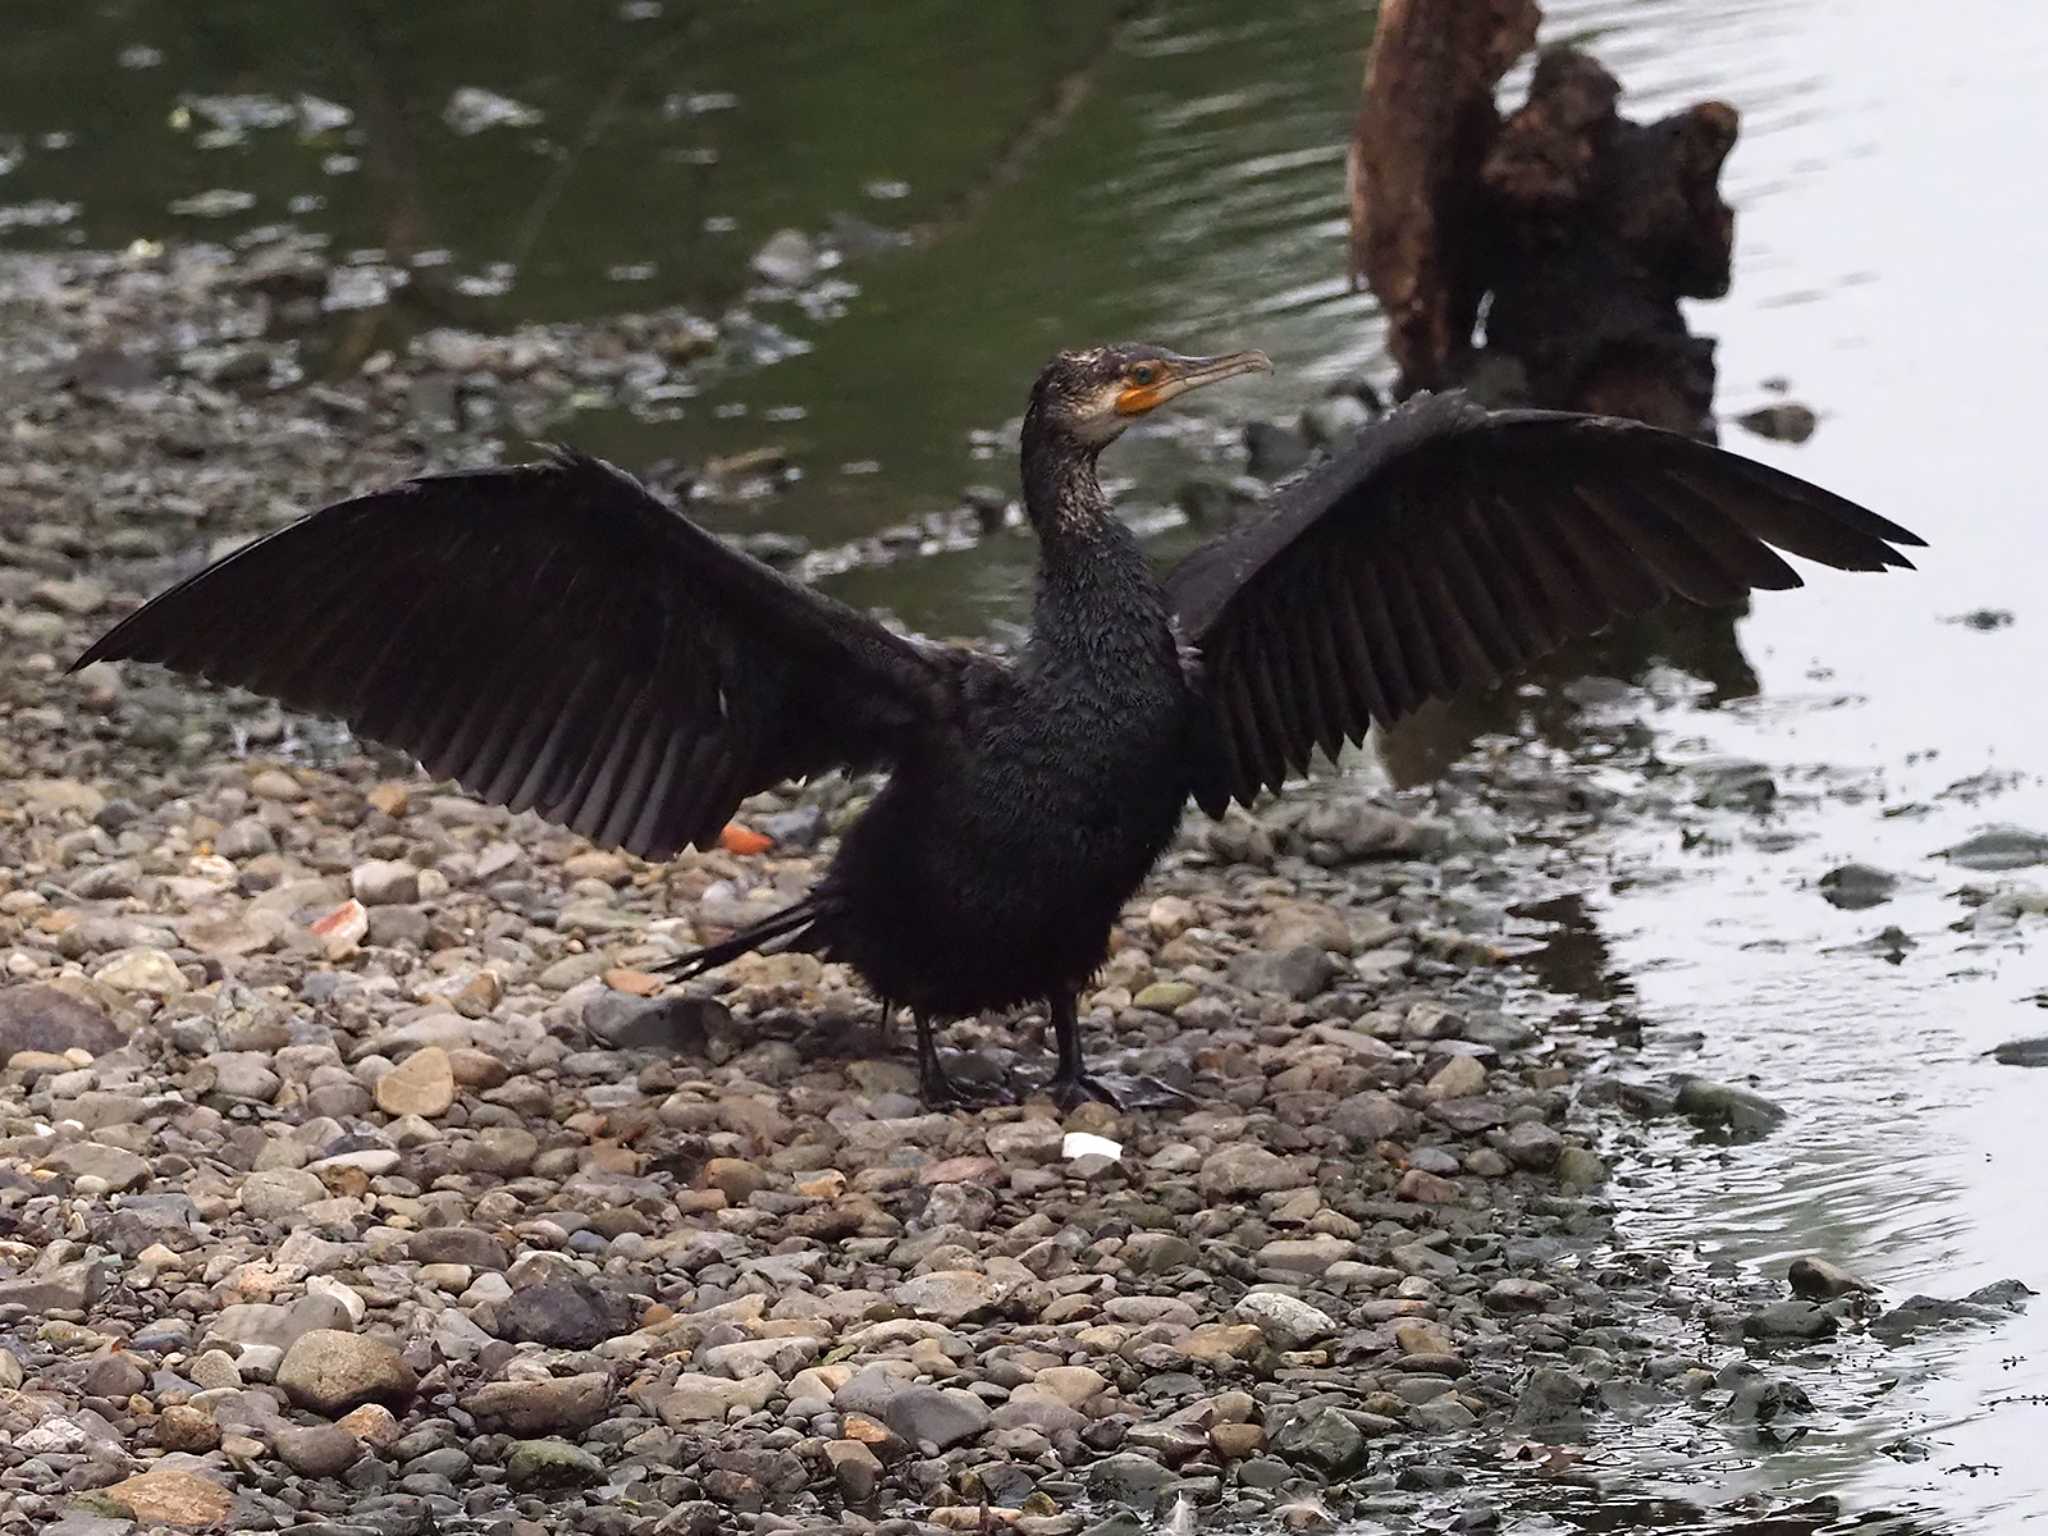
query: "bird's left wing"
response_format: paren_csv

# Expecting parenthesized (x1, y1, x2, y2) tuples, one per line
(73, 450, 973, 857)
(1165, 391, 1924, 817)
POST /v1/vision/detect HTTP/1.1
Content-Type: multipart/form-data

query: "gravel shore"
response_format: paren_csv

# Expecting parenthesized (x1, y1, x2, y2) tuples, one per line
(1, 245, 1952, 1536)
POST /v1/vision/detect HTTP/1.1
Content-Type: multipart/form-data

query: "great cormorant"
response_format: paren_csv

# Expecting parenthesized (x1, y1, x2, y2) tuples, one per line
(73, 344, 1922, 1106)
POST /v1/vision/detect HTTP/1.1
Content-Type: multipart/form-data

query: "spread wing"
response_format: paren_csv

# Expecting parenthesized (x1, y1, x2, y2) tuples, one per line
(74, 450, 968, 857)
(1166, 391, 1924, 816)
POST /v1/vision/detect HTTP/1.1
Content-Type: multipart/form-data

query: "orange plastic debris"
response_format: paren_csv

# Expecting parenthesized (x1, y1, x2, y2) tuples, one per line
(719, 822, 774, 855)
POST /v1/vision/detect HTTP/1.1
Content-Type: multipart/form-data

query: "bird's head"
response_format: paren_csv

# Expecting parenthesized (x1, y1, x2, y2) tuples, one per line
(1026, 342, 1272, 453)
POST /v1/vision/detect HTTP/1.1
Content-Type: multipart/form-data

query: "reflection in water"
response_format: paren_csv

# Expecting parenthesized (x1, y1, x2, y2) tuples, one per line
(318, 1, 434, 373)
(1533, 1491, 1955, 1535)
(1514, 890, 1630, 1005)
(1378, 603, 1759, 787)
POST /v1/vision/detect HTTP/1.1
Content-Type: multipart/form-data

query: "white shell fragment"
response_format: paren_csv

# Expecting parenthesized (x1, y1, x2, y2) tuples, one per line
(1062, 1131, 1122, 1162)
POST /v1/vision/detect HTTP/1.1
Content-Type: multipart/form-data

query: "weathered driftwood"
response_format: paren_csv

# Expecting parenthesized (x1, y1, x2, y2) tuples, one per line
(1346, 0, 1540, 393)
(1352, 4, 1755, 784)
(1348, 2, 1739, 439)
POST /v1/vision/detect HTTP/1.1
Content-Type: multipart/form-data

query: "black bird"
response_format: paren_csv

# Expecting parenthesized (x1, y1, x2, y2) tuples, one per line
(74, 344, 1922, 1107)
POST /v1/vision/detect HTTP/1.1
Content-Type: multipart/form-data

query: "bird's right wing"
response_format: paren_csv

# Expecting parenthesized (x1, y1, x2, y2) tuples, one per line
(73, 450, 972, 858)
(1166, 391, 1924, 816)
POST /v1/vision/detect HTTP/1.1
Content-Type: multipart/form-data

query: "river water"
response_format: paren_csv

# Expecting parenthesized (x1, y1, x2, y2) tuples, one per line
(1509, 2, 2048, 1529)
(4, 0, 2043, 1528)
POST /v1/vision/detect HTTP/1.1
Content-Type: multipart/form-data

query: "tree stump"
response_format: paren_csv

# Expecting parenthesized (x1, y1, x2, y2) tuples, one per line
(1346, 0, 1540, 393)
(1351, 4, 1759, 785)
(1347, 2, 1739, 439)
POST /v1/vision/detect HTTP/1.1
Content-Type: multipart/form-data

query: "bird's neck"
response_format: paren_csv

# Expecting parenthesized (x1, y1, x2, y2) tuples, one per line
(1019, 422, 1176, 677)
(1020, 414, 1112, 543)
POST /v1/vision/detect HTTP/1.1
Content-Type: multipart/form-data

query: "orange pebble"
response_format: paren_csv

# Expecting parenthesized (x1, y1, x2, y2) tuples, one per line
(719, 822, 774, 855)
(603, 967, 663, 996)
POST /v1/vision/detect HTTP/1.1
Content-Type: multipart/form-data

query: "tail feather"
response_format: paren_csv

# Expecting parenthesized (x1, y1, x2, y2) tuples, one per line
(655, 896, 833, 980)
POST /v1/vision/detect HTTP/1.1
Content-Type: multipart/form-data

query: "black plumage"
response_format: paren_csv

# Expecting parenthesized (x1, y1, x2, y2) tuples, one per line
(73, 344, 1923, 1107)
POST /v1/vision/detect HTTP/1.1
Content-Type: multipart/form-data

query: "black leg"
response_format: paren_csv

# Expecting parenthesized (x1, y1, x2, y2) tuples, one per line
(876, 997, 897, 1053)
(1052, 990, 1087, 1086)
(1045, 992, 1194, 1112)
(914, 1012, 991, 1107)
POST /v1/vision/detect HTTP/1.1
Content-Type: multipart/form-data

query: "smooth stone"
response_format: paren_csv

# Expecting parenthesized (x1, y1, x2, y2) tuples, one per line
(1555, 1147, 1608, 1187)
(1990, 1036, 2048, 1068)
(1178, 1323, 1265, 1365)
(505, 1438, 605, 1489)
(1268, 1406, 1366, 1477)
(1940, 826, 2048, 872)
(1788, 1256, 1875, 1300)
(407, 1227, 510, 1270)
(374, 1045, 455, 1118)
(1257, 1236, 1353, 1274)
(1869, 1282, 2033, 1342)
(1232, 1292, 1337, 1350)
(1087, 1450, 1177, 1511)
(43, 1141, 150, 1191)
(825, 1438, 883, 1502)
(1424, 1055, 1486, 1100)
(1484, 1277, 1560, 1312)
(1032, 1365, 1110, 1408)
(157, 1403, 223, 1452)
(1199, 1144, 1304, 1200)
(488, 1270, 631, 1348)
(0, 984, 123, 1058)
(204, 1295, 351, 1356)
(1674, 1077, 1788, 1135)
(275, 1329, 417, 1414)
(1513, 1366, 1588, 1430)
(274, 1421, 364, 1477)
(702, 1334, 820, 1379)
(350, 859, 420, 905)
(893, 1269, 1004, 1324)
(462, 1372, 612, 1434)
(1210, 1422, 1266, 1459)
(240, 1168, 328, 1222)
(1500, 1121, 1563, 1170)
(1818, 862, 1898, 910)
(658, 1373, 781, 1424)
(1228, 945, 1335, 1001)
(1743, 1300, 1840, 1341)
(83, 1354, 147, 1397)
(337, 1402, 403, 1448)
(93, 947, 188, 996)
(882, 1384, 990, 1451)
(101, 1468, 234, 1529)
(984, 1118, 1066, 1165)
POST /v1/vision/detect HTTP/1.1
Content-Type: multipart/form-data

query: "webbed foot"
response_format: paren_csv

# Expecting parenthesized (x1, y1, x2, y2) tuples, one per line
(914, 1011, 1009, 1107)
(918, 1056, 1009, 1108)
(1047, 1069, 1194, 1113)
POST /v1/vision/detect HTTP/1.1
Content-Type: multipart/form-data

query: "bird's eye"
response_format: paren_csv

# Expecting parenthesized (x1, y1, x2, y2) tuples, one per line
(1130, 365, 1156, 385)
